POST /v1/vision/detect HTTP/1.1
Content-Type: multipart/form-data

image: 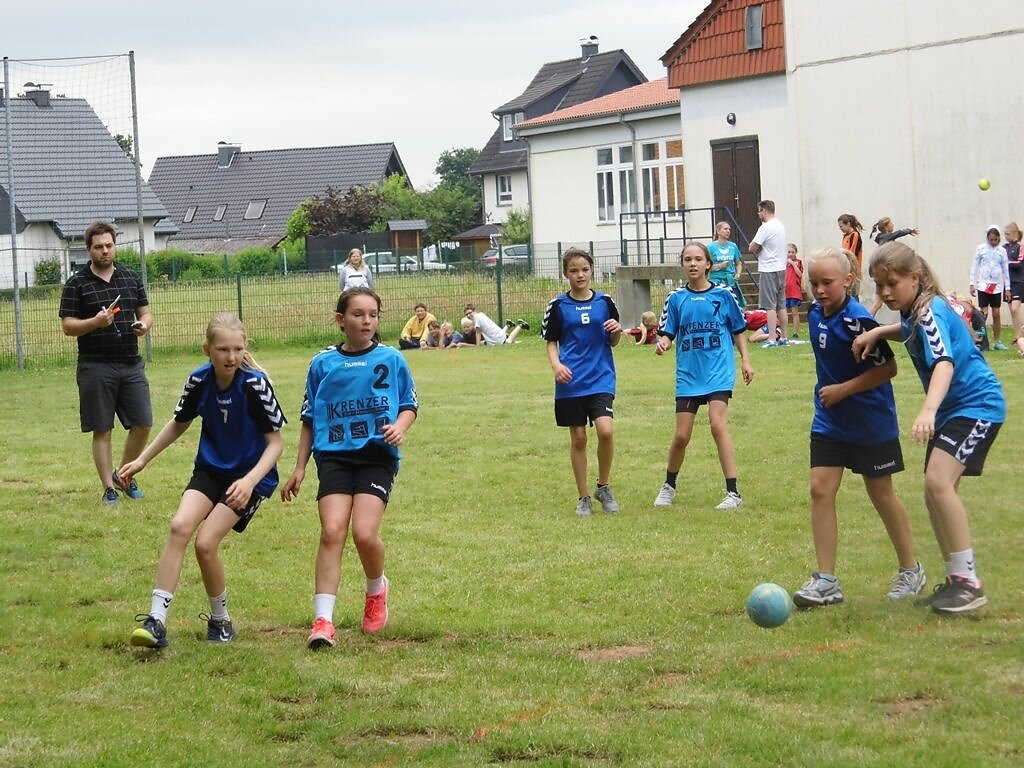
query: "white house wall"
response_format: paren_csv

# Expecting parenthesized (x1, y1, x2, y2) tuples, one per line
(0, 223, 64, 289)
(526, 114, 685, 276)
(482, 170, 529, 225)
(679, 73, 801, 250)
(785, 0, 1024, 294)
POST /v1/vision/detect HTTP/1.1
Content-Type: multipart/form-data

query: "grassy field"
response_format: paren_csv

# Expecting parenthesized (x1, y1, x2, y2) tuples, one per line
(1, 337, 1022, 767)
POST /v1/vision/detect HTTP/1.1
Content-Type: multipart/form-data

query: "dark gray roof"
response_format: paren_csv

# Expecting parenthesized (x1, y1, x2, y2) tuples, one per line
(387, 219, 427, 231)
(0, 96, 169, 238)
(454, 223, 502, 240)
(148, 143, 407, 248)
(470, 49, 646, 176)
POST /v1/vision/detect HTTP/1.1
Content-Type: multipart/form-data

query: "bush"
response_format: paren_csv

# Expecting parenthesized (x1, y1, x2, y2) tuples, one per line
(150, 248, 196, 280)
(236, 247, 277, 276)
(34, 257, 62, 285)
(112, 247, 158, 282)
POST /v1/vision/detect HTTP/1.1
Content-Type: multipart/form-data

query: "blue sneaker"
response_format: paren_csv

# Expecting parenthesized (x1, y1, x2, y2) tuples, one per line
(760, 340, 780, 349)
(130, 614, 168, 648)
(112, 471, 144, 500)
(201, 613, 236, 643)
(101, 487, 120, 505)
(777, 337, 790, 346)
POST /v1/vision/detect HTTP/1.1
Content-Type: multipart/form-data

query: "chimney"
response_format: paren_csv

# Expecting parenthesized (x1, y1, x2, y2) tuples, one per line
(580, 35, 599, 59)
(25, 87, 51, 108)
(217, 141, 240, 169)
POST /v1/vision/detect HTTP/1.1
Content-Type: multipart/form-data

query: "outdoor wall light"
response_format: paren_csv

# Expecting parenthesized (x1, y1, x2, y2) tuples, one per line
(726, 112, 736, 125)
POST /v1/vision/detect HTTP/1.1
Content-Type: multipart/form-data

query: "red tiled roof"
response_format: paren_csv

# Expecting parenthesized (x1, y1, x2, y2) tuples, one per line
(661, 0, 785, 89)
(517, 78, 678, 129)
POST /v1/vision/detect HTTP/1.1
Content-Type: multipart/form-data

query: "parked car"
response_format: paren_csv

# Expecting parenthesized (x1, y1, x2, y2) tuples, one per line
(479, 244, 531, 272)
(334, 251, 451, 276)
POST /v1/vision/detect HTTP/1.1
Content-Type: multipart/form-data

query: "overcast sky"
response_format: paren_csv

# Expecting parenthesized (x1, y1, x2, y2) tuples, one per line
(4, 1, 706, 187)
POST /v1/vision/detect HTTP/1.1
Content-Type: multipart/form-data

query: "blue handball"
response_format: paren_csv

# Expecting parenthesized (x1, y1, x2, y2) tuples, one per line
(746, 583, 793, 629)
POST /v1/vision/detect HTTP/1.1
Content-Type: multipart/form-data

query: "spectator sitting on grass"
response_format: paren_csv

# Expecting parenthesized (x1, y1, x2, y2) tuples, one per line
(464, 304, 529, 345)
(452, 317, 478, 347)
(422, 320, 455, 349)
(399, 303, 436, 349)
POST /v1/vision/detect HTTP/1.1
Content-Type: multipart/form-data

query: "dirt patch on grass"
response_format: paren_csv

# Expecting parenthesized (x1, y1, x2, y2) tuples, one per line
(576, 644, 652, 662)
(337, 726, 455, 750)
(879, 692, 942, 719)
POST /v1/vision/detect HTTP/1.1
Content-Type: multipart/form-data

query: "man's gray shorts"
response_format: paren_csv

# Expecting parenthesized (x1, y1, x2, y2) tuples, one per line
(76, 359, 153, 433)
(758, 270, 786, 312)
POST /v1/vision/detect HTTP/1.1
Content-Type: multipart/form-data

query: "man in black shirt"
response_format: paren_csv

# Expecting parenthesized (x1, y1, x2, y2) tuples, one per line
(59, 221, 155, 505)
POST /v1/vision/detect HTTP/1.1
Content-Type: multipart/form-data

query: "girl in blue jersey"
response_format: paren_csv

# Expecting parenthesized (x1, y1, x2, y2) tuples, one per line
(653, 241, 754, 511)
(792, 248, 925, 608)
(542, 247, 622, 516)
(281, 287, 418, 648)
(123, 313, 286, 648)
(708, 221, 746, 308)
(854, 242, 1005, 614)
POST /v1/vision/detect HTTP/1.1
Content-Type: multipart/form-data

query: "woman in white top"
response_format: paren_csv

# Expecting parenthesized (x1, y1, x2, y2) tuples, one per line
(338, 248, 374, 292)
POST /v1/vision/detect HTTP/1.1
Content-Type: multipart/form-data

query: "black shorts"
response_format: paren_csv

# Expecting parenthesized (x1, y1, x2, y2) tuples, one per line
(315, 454, 397, 503)
(1011, 281, 1024, 302)
(675, 391, 731, 414)
(186, 467, 269, 533)
(810, 433, 904, 477)
(76, 359, 153, 433)
(925, 418, 1001, 476)
(976, 291, 1002, 309)
(554, 393, 614, 427)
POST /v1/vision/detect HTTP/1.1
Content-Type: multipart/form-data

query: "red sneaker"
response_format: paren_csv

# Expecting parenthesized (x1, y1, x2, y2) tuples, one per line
(362, 577, 390, 634)
(307, 617, 336, 649)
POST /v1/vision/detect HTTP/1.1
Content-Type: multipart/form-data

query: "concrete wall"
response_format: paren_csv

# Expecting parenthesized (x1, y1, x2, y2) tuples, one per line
(787, 0, 1024, 295)
(679, 73, 801, 254)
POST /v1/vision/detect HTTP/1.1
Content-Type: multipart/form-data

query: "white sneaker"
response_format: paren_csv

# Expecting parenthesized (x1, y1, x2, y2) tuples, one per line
(715, 491, 743, 510)
(575, 496, 592, 516)
(886, 561, 927, 599)
(654, 483, 676, 507)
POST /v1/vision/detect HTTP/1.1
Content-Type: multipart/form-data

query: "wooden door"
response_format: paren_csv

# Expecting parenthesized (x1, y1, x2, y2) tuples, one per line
(711, 137, 761, 250)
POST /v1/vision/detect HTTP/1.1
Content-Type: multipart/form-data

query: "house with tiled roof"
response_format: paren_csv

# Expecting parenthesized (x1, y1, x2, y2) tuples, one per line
(148, 142, 407, 254)
(659, 0, 1022, 295)
(469, 37, 647, 227)
(516, 78, 684, 274)
(0, 87, 171, 288)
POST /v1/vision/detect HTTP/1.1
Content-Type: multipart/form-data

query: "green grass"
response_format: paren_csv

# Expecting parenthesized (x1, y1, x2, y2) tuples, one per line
(1, 338, 1023, 767)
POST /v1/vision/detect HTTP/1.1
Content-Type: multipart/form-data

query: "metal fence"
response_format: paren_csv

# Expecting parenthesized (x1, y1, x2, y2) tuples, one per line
(2, 242, 687, 369)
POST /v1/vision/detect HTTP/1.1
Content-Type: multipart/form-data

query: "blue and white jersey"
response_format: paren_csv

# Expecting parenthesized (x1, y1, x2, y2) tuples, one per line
(300, 341, 418, 466)
(809, 297, 898, 444)
(658, 284, 746, 397)
(174, 364, 286, 496)
(901, 296, 1005, 427)
(542, 290, 618, 400)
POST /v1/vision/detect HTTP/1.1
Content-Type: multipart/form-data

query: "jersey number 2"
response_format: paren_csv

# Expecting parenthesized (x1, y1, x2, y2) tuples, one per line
(372, 364, 390, 389)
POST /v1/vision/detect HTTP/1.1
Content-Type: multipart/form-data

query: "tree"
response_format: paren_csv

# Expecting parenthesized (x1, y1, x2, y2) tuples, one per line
(421, 184, 479, 244)
(113, 133, 133, 159)
(434, 147, 481, 200)
(374, 174, 424, 231)
(304, 185, 383, 235)
(502, 209, 531, 244)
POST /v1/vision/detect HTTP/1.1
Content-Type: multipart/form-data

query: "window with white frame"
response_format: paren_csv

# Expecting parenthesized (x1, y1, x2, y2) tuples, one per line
(213, 204, 227, 222)
(501, 111, 524, 142)
(496, 175, 513, 205)
(183, 205, 197, 223)
(595, 138, 681, 222)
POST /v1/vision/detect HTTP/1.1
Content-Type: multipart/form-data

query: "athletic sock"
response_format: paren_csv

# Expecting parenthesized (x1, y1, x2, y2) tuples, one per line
(313, 593, 337, 622)
(150, 589, 173, 623)
(666, 471, 679, 488)
(596, 482, 608, 490)
(209, 590, 229, 621)
(366, 575, 386, 596)
(949, 549, 979, 585)
(725, 477, 738, 495)
(944, 560, 954, 578)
